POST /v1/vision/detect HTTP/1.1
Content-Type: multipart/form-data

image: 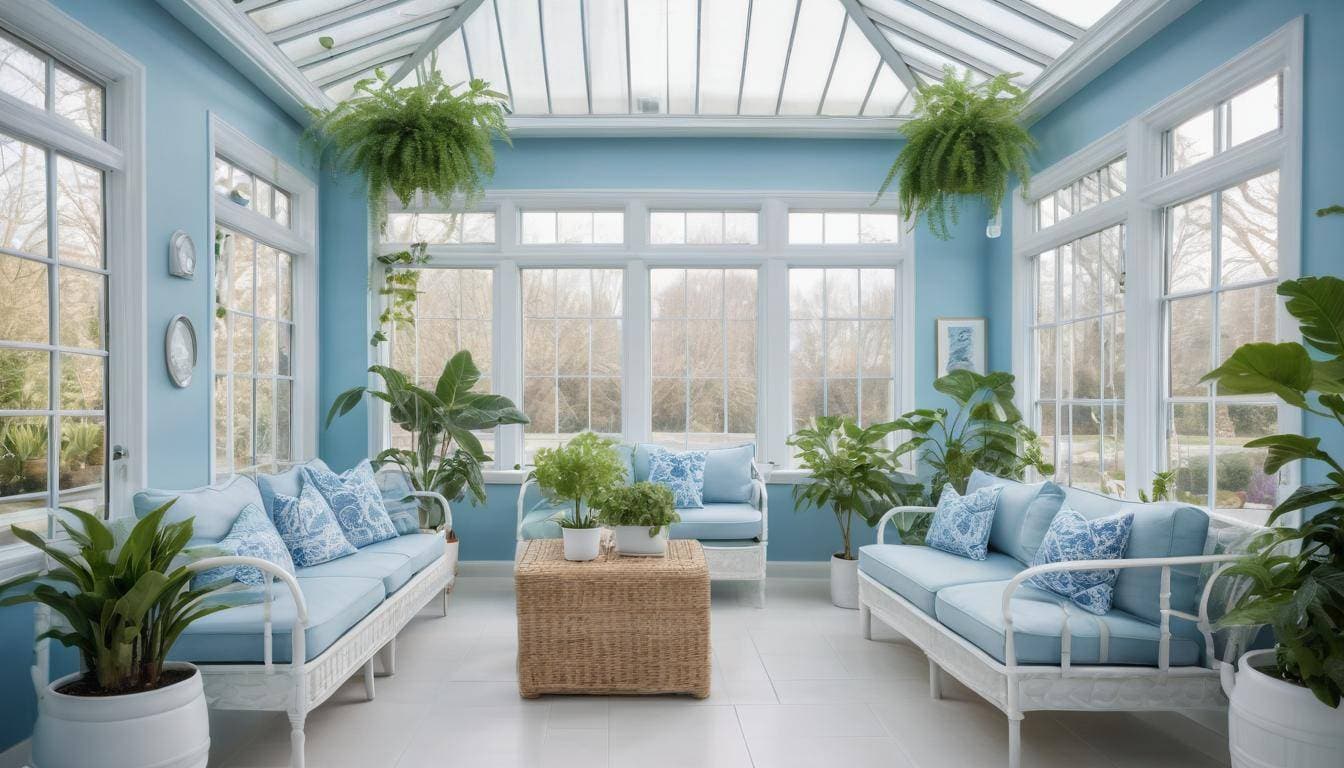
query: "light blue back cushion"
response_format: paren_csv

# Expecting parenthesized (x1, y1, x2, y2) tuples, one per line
(634, 443, 754, 504)
(1062, 486, 1210, 625)
(632, 444, 656, 483)
(613, 444, 634, 484)
(374, 470, 421, 535)
(133, 475, 264, 544)
(258, 459, 331, 518)
(966, 470, 1065, 565)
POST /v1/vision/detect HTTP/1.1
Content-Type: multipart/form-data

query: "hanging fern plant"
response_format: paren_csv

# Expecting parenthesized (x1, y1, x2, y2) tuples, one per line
(877, 68, 1035, 240)
(305, 61, 510, 226)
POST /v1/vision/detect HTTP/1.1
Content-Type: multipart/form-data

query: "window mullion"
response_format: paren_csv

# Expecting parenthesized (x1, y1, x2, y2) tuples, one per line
(623, 260, 649, 445)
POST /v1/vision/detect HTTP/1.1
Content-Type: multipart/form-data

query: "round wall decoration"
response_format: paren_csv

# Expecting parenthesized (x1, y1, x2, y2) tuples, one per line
(165, 314, 197, 388)
(168, 229, 196, 278)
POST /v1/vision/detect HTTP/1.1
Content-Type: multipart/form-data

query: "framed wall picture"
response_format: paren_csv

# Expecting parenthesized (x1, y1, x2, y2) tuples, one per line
(936, 317, 986, 377)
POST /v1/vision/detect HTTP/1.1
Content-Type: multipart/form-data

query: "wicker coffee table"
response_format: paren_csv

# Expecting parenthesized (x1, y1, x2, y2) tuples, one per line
(515, 538, 711, 698)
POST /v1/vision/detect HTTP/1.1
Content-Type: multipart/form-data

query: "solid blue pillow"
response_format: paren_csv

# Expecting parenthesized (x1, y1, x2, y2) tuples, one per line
(925, 484, 1002, 561)
(647, 448, 707, 509)
(190, 503, 295, 589)
(270, 483, 358, 567)
(1028, 508, 1134, 615)
(701, 444, 755, 503)
(965, 469, 1066, 564)
(302, 460, 398, 547)
(374, 470, 422, 535)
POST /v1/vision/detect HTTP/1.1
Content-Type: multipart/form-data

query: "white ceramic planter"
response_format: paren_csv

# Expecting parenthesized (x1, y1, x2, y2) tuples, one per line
(562, 526, 603, 561)
(33, 662, 209, 768)
(613, 525, 669, 556)
(444, 536, 460, 575)
(830, 555, 859, 609)
(1224, 649, 1344, 768)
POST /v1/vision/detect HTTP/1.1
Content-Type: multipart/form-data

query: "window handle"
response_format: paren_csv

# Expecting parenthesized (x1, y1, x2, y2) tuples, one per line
(111, 445, 129, 461)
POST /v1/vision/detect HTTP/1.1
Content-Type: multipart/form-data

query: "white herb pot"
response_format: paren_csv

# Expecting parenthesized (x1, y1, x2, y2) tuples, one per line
(613, 525, 669, 556)
(830, 555, 860, 609)
(1224, 649, 1344, 768)
(562, 526, 602, 561)
(33, 662, 209, 768)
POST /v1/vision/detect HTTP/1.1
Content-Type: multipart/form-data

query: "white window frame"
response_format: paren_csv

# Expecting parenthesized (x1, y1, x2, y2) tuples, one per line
(0, 0, 146, 578)
(371, 191, 915, 483)
(208, 115, 318, 481)
(1012, 18, 1304, 524)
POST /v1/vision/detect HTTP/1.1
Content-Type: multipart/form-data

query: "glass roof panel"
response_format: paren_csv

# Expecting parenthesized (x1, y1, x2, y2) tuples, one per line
(737, 0, 799, 116)
(1023, 0, 1118, 28)
(777, 0, 846, 115)
(433, 29, 472, 88)
(627, 0, 669, 114)
(697, 0, 751, 114)
(277, 0, 447, 63)
(540, 0, 589, 114)
(462, 2, 511, 101)
(324, 58, 410, 101)
(248, 0, 351, 35)
(496, 0, 549, 113)
(302, 28, 433, 85)
(860, 0, 1042, 77)
(935, 0, 1071, 58)
(820, 20, 881, 116)
(665, 0, 698, 114)
(885, 29, 986, 82)
(862, 63, 908, 117)
(584, 0, 630, 114)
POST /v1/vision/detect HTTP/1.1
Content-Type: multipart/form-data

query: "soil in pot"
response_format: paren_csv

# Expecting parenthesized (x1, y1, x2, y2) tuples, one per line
(57, 668, 194, 697)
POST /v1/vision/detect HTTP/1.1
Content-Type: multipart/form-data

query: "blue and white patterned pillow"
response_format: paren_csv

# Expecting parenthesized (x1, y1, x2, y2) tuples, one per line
(1028, 508, 1134, 615)
(191, 503, 294, 588)
(648, 448, 707, 509)
(302, 460, 398, 547)
(271, 482, 358, 567)
(925, 483, 1002, 560)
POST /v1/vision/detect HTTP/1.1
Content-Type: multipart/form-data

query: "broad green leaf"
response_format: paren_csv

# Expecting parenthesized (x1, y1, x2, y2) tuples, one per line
(1244, 434, 1329, 475)
(435, 350, 481, 407)
(1199, 342, 1312, 407)
(1279, 276, 1344, 357)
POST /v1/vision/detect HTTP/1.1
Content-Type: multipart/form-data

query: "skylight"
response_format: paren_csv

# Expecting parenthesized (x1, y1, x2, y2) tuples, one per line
(232, 0, 1126, 120)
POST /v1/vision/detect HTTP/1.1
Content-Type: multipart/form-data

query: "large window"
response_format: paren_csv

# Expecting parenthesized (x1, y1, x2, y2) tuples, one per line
(789, 268, 898, 431)
(650, 268, 757, 449)
(522, 268, 624, 456)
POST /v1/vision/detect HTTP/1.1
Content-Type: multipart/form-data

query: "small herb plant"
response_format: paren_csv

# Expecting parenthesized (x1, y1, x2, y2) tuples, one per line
(530, 432, 626, 530)
(596, 482, 679, 537)
(1137, 470, 1177, 503)
(877, 67, 1034, 240)
(371, 241, 429, 346)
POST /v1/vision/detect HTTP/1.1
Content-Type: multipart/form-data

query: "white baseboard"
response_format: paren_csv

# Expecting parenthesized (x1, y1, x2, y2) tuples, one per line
(0, 738, 30, 768)
(1130, 710, 1229, 765)
(458, 559, 830, 578)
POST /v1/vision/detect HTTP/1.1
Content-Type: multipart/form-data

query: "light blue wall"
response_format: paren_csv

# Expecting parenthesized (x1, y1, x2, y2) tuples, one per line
(0, 0, 313, 753)
(986, 0, 1344, 481)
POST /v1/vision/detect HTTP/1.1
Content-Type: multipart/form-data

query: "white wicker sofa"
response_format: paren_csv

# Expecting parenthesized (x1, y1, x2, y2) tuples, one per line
(30, 459, 453, 768)
(858, 470, 1241, 768)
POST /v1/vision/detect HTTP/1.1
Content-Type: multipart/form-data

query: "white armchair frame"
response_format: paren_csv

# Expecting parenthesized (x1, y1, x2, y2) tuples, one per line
(860, 506, 1242, 768)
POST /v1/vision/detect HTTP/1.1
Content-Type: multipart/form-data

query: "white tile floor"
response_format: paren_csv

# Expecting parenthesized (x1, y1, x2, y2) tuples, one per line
(209, 576, 1231, 768)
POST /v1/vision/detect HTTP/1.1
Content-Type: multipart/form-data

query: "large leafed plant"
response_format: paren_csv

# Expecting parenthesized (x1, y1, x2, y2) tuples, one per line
(877, 68, 1034, 240)
(326, 350, 528, 532)
(1201, 275, 1344, 707)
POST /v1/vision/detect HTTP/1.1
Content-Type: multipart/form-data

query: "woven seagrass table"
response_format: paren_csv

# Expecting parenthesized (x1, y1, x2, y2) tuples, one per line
(515, 537, 711, 698)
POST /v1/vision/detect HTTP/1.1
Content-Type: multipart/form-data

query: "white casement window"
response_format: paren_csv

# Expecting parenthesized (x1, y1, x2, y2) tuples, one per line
(1013, 20, 1302, 525)
(786, 211, 901, 245)
(0, 4, 145, 568)
(209, 117, 316, 482)
(370, 194, 914, 477)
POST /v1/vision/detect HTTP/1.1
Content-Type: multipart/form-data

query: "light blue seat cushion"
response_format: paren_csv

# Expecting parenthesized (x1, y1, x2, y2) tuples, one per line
(934, 580, 1200, 666)
(966, 470, 1066, 565)
(670, 503, 762, 540)
(295, 532, 442, 594)
(358, 533, 445, 581)
(257, 459, 331, 518)
(133, 475, 264, 545)
(170, 575, 385, 663)
(632, 443, 755, 504)
(857, 544, 1023, 615)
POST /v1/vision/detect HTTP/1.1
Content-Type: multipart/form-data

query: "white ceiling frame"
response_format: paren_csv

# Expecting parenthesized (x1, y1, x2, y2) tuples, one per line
(293, 8, 457, 69)
(314, 49, 416, 88)
(990, 0, 1083, 39)
(893, 0, 1053, 67)
(386, 0, 486, 87)
(837, 0, 921, 92)
(868, 9, 1005, 80)
(269, 0, 418, 44)
(234, 0, 288, 12)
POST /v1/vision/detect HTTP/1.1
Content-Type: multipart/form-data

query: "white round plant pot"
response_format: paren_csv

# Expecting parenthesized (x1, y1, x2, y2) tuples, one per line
(33, 661, 210, 768)
(1224, 648, 1344, 768)
(444, 534, 460, 575)
(830, 555, 860, 609)
(562, 526, 603, 561)
(613, 525, 669, 556)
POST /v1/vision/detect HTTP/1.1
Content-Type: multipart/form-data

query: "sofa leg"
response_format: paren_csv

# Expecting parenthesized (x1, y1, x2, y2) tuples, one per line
(754, 579, 766, 609)
(1007, 716, 1022, 768)
(859, 602, 872, 640)
(928, 659, 942, 700)
(442, 586, 450, 616)
(288, 711, 307, 768)
(363, 659, 376, 701)
(378, 638, 397, 676)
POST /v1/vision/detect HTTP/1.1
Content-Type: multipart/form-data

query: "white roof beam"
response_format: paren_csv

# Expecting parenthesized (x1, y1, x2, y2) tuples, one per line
(868, 9, 1004, 80)
(816, 16, 848, 115)
(894, 0, 1052, 67)
(387, 0, 487, 86)
(268, 0, 418, 44)
(990, 0, 1084, 39)
(773, 0, 804, 115)
(836, 0, 920, 92)
(235, 0, 289, 12)
(294, 9, 457, 69)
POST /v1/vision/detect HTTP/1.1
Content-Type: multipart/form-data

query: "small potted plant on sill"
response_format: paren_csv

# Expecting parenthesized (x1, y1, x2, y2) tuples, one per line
(531, 432, 626, 562)
(0, 502, 230, 768)
(597, 481, 680, 557)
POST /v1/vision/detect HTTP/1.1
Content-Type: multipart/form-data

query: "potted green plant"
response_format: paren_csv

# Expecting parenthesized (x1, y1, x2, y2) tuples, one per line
(530, 432, 626, 562)
(788, 416, 908, 608)
(60, 421, 103, 488)
(596, 481, 680, 557)
(0, 502, 229, 768)
(326, 350, 528, 571)
(1199, 275, 1344, 767)
(4, 422, 48, 489)
(876, 67, 1034, 240)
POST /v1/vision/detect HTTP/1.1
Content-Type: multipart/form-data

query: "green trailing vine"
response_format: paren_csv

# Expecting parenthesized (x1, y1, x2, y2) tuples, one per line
(877, 68, 1035, 240)
(371, 241, 429, 346)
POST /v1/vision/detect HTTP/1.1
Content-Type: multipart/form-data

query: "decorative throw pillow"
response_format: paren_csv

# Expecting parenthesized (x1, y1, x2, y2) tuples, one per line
(270, 482, 358, 567)
(648, 448, 708, 509)
(191, 503, 294, 588)
(302, 460, 398, 547)
(1028, 508, 1134, 615)
(925, 484, 1002, 560)
(375, 470, 422, 535)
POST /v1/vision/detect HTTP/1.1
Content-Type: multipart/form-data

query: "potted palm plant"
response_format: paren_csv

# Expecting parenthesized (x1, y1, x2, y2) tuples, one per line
(1200, 275, 1344, 767)
(0, 502, 229, 768)
(530, 432, 626, 562)
(326, 350, 528, 571)
(788, 417, 906, 608)
(596, 481, 680, 557)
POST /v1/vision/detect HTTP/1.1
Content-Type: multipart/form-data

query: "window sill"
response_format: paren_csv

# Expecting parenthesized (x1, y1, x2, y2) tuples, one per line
(0, 546, 42, 581)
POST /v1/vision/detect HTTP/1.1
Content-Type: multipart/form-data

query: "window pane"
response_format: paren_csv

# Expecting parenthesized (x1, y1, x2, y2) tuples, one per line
(1170, 109, 1214, 172)
(650, 211, 685, 244)
(1167, 195, 1212, 293)
(723, 212, 758, 244)
(0, 134, 48, 257)
(1168, 402, 1210, 507)
(557, 211, 592, 244)
(789, 212, 823, 244)
(1229, 76, 1280, 149)
(521, 211, 556, 244)
(56, 157, 103, 268)
(1217, 284, 1276, 390)
(0, 253, 49, 344)
(651, 210, 755, 245)
(1168, 294, 1212, 397)
(0, 33, 46, 109)
(53, 66, 103, 139)
(1036, 250, 1056, 324)
(1220, 171, 1279, 284)
(0, 348, 47, 410)
(0, 417, 48, 499)
(825, 213, 859, 244)
(1213, 403, 1279, 522)
(685, 212, 723, 244)
(859, 213, 900, 244)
